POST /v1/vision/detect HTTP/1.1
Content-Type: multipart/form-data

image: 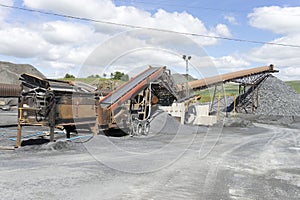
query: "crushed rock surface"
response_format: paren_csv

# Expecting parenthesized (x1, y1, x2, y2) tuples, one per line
(254, 75, 300, 116)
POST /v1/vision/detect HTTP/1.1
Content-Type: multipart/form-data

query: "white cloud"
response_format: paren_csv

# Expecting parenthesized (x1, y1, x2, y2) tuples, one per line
(245, 6, 300, 80)
(23, 0, 116, 20)
(0, 0, 236, 78)
(282, 67, 300, 76)
(1, 2, 298, 81)
(40, 21, 95, 45)
(248, 35, 300, 62)
(0, 0, 13, 22)
(246, 35, 300, 80)
(212, 55, 250, 69)
(224, 15, 238, 25)
(0, 27, 49, 57)
(248, 6, 300, 35)
(34, 60, 80, 78)
(213, 24, 231, 37)
(23, 0, 231, 46)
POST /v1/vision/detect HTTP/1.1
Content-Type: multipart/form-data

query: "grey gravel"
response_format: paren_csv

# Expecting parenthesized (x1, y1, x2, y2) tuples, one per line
(254, 75, 300, 116)
(223, 117, 254, 127)
(227, 75, 300, 117)
(0, 61, 45, 84)
(149, 109, 206, 135)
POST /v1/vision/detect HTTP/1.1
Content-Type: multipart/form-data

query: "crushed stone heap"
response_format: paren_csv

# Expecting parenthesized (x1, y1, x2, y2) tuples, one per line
(235, 75, 300, 116)
(254, 75, 300, 116)
(0, 61, 45, 84)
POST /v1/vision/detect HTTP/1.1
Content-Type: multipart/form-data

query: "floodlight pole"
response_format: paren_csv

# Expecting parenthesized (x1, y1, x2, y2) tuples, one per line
(182, 55, 191, 96)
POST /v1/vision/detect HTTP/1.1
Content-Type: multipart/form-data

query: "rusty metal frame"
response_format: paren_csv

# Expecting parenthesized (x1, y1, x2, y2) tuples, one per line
(209, 83, 227, 118)
(189, 65, 278, 90)
(15, 74, 97, 147)
(234, 74, 270, 113)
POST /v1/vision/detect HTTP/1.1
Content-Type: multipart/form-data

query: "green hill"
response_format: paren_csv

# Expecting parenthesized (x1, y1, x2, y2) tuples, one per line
(286, 80, 300, 93)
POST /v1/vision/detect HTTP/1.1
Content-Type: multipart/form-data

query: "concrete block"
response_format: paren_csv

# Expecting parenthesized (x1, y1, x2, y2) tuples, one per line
(159, 103, 185, 124)
(195, 105, 209, 116)
(193, 115, 217, 126)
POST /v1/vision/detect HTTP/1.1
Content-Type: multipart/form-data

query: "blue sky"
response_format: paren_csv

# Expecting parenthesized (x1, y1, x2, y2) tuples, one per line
(0, 0, 300, 80)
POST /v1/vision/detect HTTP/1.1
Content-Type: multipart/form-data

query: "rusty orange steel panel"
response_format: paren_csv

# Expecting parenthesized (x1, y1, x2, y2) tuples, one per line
(100, 67, 155, 104)
(57, 104, 95, 119)
(108, 67, 165, 111)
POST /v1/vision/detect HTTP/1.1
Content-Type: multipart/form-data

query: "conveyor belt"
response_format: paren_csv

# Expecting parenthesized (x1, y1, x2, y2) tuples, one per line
(188, 65, 278, 90)
(100, 67, 165, 110)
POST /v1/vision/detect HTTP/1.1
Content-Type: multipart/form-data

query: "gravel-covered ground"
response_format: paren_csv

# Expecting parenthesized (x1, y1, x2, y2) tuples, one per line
(0, 112, 299, 199)
(0, 74, 299, 199)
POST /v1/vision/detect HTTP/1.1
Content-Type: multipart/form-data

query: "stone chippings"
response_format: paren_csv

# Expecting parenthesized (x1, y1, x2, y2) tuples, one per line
(0, 61, 45, 84)
(149, 109, 206, 135)
(254, 75, 300, 116)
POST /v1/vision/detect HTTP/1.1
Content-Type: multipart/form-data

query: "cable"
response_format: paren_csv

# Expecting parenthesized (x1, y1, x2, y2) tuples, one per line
(1, 3, 300, 48)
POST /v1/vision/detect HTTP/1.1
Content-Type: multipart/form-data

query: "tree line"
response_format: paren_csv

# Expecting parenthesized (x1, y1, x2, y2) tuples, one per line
(64, 71, 129, 81)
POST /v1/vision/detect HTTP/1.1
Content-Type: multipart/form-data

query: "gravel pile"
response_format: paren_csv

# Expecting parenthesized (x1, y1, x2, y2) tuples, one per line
(254, 75, 300, 116)
(223, 117, 254, 128)
(0, 61, 45, 84)
(0, 61, 45, 110)
(171, 73, 196, 84)
(149, 109, 206, 135)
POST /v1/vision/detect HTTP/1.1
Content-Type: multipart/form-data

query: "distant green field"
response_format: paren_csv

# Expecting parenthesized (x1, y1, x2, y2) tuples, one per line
(197, 81, 300, 102)
(195, 84, 240, 102)
(59, 77, 107, 85)
(286, 80, 300, 93)
(60, 77, 124, 90)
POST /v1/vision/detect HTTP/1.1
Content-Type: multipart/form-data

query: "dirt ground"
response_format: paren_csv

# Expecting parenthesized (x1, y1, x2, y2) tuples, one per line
(0, 112, 300, 199)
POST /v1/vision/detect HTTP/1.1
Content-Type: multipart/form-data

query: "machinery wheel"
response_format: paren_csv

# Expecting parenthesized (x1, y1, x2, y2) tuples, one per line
(185, 105, 197, 125)
(143, 122, 150, 135)
(137, 123, 143, 135)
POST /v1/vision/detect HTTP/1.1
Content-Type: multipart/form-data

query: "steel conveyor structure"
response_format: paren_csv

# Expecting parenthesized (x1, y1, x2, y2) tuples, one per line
(100, 66, 166, 111)
(188, 65, 278, 90)
(97, 66, 182, 135)
(188, 64, 278, 114)
(8, 64, 279, 146)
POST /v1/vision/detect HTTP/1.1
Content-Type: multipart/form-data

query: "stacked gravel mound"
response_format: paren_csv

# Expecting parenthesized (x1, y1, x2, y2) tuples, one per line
(171, 73, 196, 84)
(0, 61, 45, 84)
(149, 109, 206, 135)
(254, 75, 300, 116)
(0, 61, 45, 111)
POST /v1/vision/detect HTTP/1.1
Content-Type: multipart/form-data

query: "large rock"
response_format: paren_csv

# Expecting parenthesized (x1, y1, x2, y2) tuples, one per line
(0, 61, 45, 84)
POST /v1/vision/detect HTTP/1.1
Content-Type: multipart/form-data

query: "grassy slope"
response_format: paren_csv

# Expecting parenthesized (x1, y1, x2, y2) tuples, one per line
(286, 80, 300, 93)
(195, 84, 240, 102)
(58, 77, 107, 85)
